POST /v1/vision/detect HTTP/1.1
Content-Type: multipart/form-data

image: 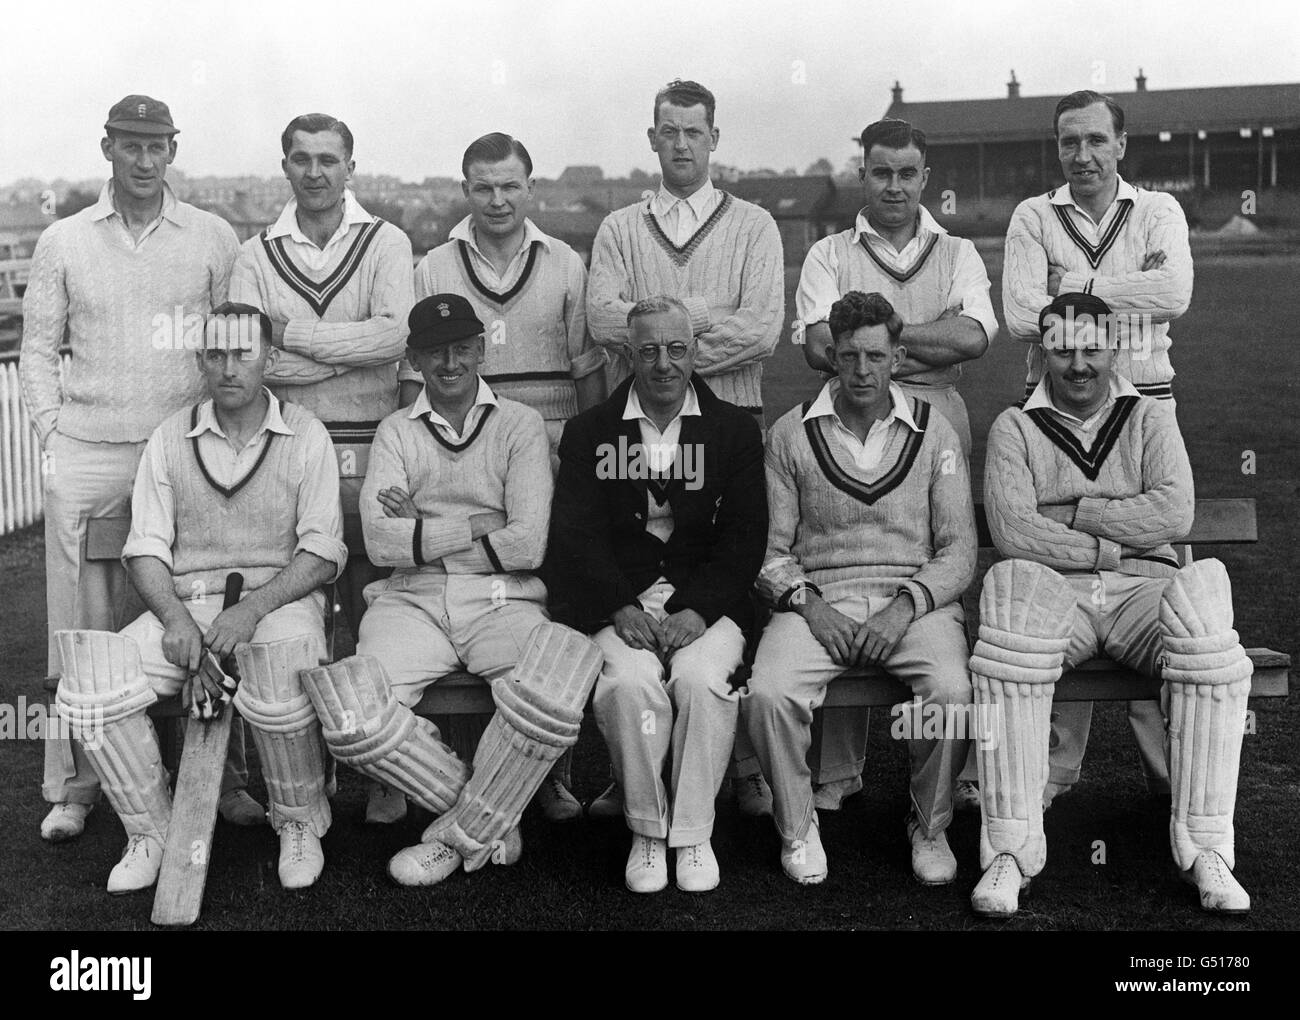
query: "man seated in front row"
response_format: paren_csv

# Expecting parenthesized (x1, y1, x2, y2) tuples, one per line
(302, 294, 603, 887)
(55, 303, 347, 894)
(971, 292, 1253, 917)
(545, 296, 767, 893)
(744, 290, 976, 886)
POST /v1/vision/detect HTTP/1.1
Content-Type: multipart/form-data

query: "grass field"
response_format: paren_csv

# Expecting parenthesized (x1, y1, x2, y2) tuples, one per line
(0, 252, 1296, 931)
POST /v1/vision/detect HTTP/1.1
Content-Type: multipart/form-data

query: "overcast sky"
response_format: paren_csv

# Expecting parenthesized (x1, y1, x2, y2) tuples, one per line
(1, 0, 1296, 185)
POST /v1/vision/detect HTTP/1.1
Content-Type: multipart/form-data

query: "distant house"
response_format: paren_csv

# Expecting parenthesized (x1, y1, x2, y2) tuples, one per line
(190, 193, 281, 242)
(727, 176, 838, 264)
(0, 201, 51, 260)
(558, 166, 604, 187)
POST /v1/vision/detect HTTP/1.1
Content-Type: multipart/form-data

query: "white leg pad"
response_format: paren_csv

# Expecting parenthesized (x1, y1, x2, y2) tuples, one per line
(234, 636, 331, 837)
(301, 655, 469, 814)
(1159, 560, 1253, 871)
(54, 630, 170, 842)
(424, 623, 604, 870)
(969, 561, 1076, 877)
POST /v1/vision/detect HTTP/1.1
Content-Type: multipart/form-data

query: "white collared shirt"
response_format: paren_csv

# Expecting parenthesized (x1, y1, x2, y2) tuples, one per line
(267, 189, 375, 273)
(448, 216, 552, 292)
(408, 375, 499, 443)
(803, 380, 921, 471)
(90, 180, 181, 251)
(1024, 372, 1141, 434)
(651, 178, 721, 246)
(185, 386, 295, 481)
(623, 382, 702, 542)
(1049, 174, 1141, 241)
(852, 204, 947, 265)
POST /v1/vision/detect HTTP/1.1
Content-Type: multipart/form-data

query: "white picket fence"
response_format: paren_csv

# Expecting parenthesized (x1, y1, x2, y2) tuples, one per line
(0, 351, 68, 536)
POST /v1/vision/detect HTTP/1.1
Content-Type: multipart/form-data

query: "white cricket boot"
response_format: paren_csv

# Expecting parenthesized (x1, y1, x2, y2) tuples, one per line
(625, 834, 668, 893)
(107, 834, 164, 895)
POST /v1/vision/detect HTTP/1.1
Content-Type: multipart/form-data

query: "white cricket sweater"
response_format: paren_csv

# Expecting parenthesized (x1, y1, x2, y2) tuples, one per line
(587, 192, 784, 412)
(1003, 185, 1192, 397)
(229, 216, 414, 437)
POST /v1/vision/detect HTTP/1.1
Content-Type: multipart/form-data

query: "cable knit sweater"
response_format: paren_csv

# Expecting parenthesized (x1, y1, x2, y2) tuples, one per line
(229, 216, 414, 432)
(760, 394, 975, 613)
(587, 192, 784, 412)
(984, 388, 1194, 577)
(360, 391, 552, 576)
(19, 186, 239, 444)
(1002, 184, 1192, 395)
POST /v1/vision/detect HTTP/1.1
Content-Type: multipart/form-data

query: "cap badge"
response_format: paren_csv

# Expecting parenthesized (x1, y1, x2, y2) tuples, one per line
(437, 303, 450, 317)
(137, 103, 148, 118)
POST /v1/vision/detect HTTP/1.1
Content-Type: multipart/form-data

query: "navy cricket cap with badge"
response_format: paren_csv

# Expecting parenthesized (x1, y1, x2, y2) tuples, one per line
(408, 293, 485, 349)
(105, 95, 179, 135)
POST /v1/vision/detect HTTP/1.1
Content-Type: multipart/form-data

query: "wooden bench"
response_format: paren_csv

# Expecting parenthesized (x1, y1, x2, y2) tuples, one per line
(54, 498, 1290, 726)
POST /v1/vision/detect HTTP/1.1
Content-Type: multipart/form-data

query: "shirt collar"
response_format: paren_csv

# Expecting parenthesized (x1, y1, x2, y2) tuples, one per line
(185, 388, 293, 440)
(623, 381, 702, 424)
(91, 180, 185, 226)
(851, 204, 947, 245)
(652, 178, 716, 219)
(802, 380, 921, 433)
(407, 375, 499, 422)
(1051, 174, 1139, 211)
(1024, 373, 1140, 422)
(448, 215, 552, 254)
(267, 189, 374, 244)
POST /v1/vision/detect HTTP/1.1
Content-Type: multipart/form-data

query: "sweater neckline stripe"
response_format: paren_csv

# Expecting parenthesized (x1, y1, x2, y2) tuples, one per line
(855, 232, 941, 283)
(1024, 395, 1138, 480)
(801, 397, 929, 505)
(261, 219, 385, 316)
(188, 403, 280, 499)
(418, 402, 497, 452)
(456, 239, 542, 305)
(642, 192, 734, 266)
(1050, 199, 1133, 269)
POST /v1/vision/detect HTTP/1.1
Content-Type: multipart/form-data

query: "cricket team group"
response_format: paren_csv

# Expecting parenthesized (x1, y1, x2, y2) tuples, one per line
(21, 78, 1255, 920)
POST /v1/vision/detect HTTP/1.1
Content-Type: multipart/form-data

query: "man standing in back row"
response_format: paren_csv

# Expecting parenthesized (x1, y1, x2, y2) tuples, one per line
(587, 78, 784, 816)
(230, 112, 414, 644)
(21, 95, 242, 842)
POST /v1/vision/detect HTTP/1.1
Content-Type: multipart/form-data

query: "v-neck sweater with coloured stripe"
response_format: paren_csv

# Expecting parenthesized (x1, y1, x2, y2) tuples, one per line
(399, 233, 603, 421)
(587, 192, 784, 412)
(1002, 186, 1192, 396)
(760, 395, 976, 613)
(984, 392, 1194, 578)
(229, 217, 414, 431)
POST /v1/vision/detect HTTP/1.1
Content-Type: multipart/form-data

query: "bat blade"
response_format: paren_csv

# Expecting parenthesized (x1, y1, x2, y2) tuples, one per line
(149, 709, 233, 926)
(150, 572, 243, 927)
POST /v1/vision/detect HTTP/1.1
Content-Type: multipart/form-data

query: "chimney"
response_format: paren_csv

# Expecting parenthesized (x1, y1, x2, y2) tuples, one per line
(1136, 68, 1147, 92)
(891, 80, 903, 105)
(1007, 70, 1020, 99)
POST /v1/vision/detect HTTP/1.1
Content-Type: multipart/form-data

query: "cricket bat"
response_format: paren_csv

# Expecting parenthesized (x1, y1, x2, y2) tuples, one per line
(151, 572, 243, 927)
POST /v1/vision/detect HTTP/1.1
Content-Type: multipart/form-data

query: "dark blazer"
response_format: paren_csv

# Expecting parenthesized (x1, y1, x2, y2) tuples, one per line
(543, 373, 767, 635)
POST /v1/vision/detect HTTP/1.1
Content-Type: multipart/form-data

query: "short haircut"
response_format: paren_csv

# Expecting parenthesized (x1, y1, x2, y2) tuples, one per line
(1038, 291, 1114, 338)
(860, 118, 927, 160)
(280, 113, 354, 159)
(461, 132, 534, 178)
(1053, 90, 1125, 137)
(208, 301, 272, 346)
(626, 295, 692, 330)
(828, 291, 904, 345)
(653, 79, 716, 128)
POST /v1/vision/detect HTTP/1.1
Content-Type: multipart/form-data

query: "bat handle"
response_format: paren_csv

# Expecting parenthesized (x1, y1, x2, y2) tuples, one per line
(223, 572, 244, 610)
